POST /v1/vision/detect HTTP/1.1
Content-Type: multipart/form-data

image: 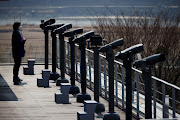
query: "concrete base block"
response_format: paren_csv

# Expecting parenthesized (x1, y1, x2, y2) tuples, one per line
(77, 100, 97, 120)
(37, 78, 49, 87)
(37, 69, 50, 87)
(84, 100, 97, 119)
(55, 83, 71, 104)
(37, 78, 44, 87)
(28, 59, 35, 67)
(23, 59, 35, 75)
(23, 67, 34, 75)
(61, 83, 71, 94)
(77, 112, 87, 120)
(55, 93, 69, 104)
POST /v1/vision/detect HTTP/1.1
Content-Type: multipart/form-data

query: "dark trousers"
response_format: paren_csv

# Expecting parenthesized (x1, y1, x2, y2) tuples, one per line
(13, 57, 22, 82)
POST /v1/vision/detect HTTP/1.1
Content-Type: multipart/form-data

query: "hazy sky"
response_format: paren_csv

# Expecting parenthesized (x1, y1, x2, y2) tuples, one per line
(0, 0, 180, 7)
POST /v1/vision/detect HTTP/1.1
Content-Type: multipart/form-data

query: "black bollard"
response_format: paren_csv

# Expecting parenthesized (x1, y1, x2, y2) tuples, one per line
(44, 29, 49, 69)
(46, 24, 64, 80)
(99, 39, 124, 120)
(63, 28, 83, 95)
(134, 53, 165, 119)
(115, 44, 144, 120)
(73, 31, 94, 103)
(40, 19, 55, 69)
(87, 35, 105, 115)
(53, 24, 72, 86)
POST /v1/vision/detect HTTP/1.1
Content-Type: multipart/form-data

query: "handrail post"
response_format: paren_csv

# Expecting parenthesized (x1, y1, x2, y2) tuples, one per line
(93, 47, 105, 116)
(56, 33, 69, 86)
(99, 38, 124, 120)
(44, 29, 49, 69)
(63, 28, 84, 95)
(116, 44, 144, 120)
(73, 31, 95, 103)
(49, 31, 60, 80)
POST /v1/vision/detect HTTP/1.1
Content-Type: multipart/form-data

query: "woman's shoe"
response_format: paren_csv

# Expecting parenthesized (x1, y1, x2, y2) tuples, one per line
(14, 81, 20, 85)
(17, 77, 23, 82)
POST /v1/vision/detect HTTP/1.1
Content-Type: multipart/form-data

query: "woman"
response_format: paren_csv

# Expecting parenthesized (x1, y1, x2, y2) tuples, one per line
(12, 22, 26, 85)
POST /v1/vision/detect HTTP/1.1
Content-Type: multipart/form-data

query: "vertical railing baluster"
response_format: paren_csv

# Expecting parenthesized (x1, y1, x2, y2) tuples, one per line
(104, 58, 107, 99)
(121, 66, 125, 110)
(162, 83, 166, 118)
(64, 41, 67, 73)
(88, 51, 92, 89)
(172, 88, 176, 118)
(115, 63, 118, 106)
(99, 55, 102, 96)
(136, 72, 140, 120)
(79, 49, 81, 82)
(153, 78, 157, 119)
(56, 37, 58, 68)
(165, 95, 169, 118)
(75, 46, 78, 82)
(67, 42, 70, 74)
(59, 36, 61, 70)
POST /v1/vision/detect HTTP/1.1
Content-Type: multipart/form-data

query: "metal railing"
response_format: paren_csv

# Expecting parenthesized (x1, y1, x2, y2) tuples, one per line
(61, 39, 180, 120)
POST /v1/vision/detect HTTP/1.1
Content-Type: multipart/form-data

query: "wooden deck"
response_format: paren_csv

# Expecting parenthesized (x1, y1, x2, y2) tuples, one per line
(0, 65, 134, 120)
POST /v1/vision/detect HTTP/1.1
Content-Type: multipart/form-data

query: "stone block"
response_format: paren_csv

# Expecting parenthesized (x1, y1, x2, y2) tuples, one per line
(37, 69, 50, 87)
(61, 83, 71, 94)
(77, 111, 87, 120)
(77, 100, 97, 120)
(55, 93, 69, 104)
(28, 59, 35, 68)
(23, 59, 35, 75)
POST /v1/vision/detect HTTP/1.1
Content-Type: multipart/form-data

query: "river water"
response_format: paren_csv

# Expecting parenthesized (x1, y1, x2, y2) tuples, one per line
(0, 5, 179, 25)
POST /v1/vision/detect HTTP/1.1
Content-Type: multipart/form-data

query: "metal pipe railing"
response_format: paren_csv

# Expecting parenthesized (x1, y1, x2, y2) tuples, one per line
(61, 39, 180, 120)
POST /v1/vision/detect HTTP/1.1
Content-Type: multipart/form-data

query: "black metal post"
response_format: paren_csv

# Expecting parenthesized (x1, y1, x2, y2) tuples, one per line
(133, 53, 165, 120)
(98, 39, 124, 120)
(94, 47, 106, 115)
(115, 44, 144, 120)
(56, 33, 69, 86)
(40, 19, 56, 70)
(107, 49, 115, 113)
(69, 36, 80, 95)
(44, 29, 49, 69)
(94, 47, 100, 102)
(103, 48, 120, 120)
(49, 31, 60, 80)
(80, 42, 86, 94)
(76, 40, 91, 103)
(52, 31, 57, 73)
(123, 58, 133, 120)
(70, 36, 75, 85)
(143, 67, 152, 119)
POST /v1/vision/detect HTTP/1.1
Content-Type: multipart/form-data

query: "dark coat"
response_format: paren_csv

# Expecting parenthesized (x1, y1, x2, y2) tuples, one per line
(12, 30, 25, 58)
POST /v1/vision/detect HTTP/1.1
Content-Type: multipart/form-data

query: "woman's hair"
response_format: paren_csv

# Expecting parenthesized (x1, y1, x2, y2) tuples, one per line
(13, 22, 21, 30)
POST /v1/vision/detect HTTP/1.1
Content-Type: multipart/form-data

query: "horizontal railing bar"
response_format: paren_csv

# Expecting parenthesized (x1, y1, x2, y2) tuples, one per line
(0, 63, 50, 66)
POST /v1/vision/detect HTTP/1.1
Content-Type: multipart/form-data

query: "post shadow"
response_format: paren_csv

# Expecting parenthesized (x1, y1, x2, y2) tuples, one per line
(0, 74, 18, 101)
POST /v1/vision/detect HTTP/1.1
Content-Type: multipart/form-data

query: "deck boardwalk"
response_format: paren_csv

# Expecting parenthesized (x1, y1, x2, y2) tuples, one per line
(0, 65, 134, 120)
